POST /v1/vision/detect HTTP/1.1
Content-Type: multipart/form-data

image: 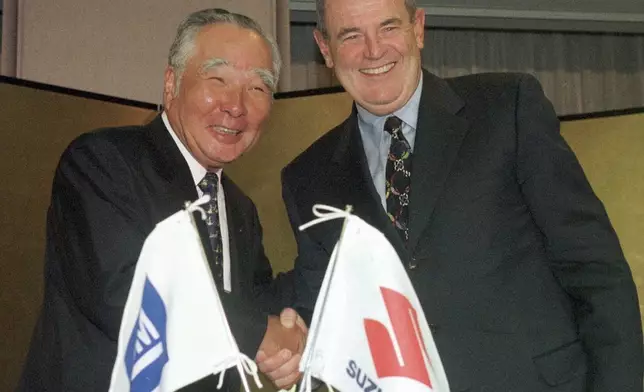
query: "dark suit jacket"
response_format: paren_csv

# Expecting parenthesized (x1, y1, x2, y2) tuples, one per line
(19, 116, 292, 391)
(282, 71, 643, 391)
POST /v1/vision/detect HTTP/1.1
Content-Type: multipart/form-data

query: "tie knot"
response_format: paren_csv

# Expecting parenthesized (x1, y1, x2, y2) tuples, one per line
(384, 116, 403, 136)
(198, 172, 219, 195)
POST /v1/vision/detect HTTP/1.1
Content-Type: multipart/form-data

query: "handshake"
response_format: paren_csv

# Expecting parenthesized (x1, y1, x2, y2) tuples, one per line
(255, 308, 308, 390)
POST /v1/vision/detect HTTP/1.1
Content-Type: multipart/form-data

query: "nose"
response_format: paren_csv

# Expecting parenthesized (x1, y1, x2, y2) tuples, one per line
(364, 33, 384, 59)
(220, 87, 246, 118)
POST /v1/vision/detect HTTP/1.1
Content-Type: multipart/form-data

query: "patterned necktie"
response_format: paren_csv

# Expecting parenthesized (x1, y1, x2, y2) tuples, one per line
(384, 116, 412, 243)
(198, 172, 223, 282)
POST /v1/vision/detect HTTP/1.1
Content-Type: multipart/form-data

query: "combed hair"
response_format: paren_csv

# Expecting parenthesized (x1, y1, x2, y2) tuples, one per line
(167, 8, 282, 92)
(315, 0, 418, 37)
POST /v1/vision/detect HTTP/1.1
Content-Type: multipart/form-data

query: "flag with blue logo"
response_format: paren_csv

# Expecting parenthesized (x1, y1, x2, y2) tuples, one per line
(124, 277, 169, 391)
(109, 197, 261, 392)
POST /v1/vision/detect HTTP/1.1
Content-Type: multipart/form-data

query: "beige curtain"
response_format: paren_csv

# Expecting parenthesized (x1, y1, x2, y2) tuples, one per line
(290, 25, 644, 115)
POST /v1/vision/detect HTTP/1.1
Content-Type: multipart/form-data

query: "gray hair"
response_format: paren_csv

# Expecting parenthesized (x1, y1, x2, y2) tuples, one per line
(315, 0, 418, 37)
(168, 8, 281, 92)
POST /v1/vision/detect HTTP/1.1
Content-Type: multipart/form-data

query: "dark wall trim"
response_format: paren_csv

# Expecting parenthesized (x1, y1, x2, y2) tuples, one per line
(0, 74, 342, 106)
(3, 75, 642, 121)
(559, 106, 644, 121)
(274, 85, 344, 99)
(0, 74, 345, 104)
(0, 75, 159, 110)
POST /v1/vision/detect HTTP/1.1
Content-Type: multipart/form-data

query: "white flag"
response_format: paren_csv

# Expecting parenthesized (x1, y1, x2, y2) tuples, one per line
(109, 196, 261, 392)
(299, 206, 450, 392)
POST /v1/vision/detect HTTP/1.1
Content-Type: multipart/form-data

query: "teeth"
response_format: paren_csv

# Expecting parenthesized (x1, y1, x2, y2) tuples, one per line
(360, 63, 395, 75)
(212, 126, 240, 135)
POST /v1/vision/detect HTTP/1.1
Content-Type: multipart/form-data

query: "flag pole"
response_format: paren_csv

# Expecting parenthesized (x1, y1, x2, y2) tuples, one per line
(310, 205, 353, 327)
(298, 205, 353, 392)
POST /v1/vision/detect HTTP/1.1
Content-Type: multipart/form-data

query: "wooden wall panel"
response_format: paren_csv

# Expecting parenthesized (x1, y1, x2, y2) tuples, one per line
(1, 81, 641, 390)
(0, 82, 155, 391)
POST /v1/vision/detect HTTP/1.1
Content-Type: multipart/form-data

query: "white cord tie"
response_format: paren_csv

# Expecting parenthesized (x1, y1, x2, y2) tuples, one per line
(299, 204, 353, 231)
(185, 194, 211, 220)
(215, 354, 262, 391)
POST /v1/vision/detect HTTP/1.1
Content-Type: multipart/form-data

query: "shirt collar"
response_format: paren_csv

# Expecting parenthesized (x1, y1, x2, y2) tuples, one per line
(162, 112, 221, 186)
(356, 72, 423, 129)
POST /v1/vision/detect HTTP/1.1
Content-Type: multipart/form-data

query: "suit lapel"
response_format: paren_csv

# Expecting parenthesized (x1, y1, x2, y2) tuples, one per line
(407, 71, 469, 253)
(145, 115, 199, 217)
(331, 110, 408, 258)
(145, 115, 218, 269)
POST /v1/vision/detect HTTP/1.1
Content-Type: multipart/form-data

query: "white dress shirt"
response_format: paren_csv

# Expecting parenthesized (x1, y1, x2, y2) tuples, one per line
(162, 112, 232, 292)
(356, 74, 423, 210)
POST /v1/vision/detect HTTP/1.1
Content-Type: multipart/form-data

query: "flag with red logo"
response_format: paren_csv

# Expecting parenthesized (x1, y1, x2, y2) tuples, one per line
(298, 206, 450, 392)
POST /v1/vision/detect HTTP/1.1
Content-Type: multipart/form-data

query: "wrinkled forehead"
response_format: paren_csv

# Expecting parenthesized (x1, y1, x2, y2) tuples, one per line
(324, 0, 411, 34)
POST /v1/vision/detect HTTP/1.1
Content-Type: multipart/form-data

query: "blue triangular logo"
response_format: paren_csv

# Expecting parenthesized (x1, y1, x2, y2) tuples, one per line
(125, 277, 169, 391)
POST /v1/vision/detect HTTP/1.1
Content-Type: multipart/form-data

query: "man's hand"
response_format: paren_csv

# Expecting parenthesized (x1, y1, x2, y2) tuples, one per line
(256, 308, 308, 389)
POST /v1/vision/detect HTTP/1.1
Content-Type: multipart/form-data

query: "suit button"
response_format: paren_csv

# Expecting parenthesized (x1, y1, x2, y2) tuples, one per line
(408, 256, 418, 270)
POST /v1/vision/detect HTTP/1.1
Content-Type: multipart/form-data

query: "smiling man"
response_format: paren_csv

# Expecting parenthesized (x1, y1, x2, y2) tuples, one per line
(281, 0, 642, 391)
(19, 9, 305, 392)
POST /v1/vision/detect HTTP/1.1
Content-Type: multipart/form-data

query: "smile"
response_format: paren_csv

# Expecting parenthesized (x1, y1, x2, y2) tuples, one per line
(210, 125, 241, 135)
(360, 62, 395, 75)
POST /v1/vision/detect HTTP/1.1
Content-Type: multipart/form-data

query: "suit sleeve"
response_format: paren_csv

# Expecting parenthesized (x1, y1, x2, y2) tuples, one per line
(49, 135, 148, 342)
(219, 196, 299, 357)
(281, 171, 330, 324)
(56, 134, 294, 359)
(514, 74, 643, 391)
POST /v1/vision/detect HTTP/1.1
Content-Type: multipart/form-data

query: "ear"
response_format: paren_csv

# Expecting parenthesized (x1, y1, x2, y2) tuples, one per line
(163, 66, 177, 109)
(314, 29, 335, 68)
(413, 8, 426, 49)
